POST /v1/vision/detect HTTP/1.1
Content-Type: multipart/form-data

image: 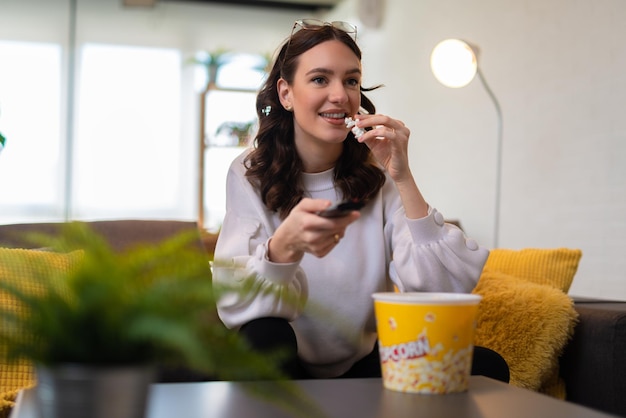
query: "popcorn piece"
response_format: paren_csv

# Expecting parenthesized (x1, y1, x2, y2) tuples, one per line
(388, 317, 397, 331)
(345, 116, 366, 139)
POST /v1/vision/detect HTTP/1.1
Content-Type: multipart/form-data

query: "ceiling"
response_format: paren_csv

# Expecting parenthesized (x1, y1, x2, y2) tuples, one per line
(162, 0, 341, 11)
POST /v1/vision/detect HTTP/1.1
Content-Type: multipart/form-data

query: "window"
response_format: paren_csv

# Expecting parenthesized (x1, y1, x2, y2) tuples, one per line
(0, 42, 265, 228)
(0, 41, 64, 223)
(73, 44, 184, 219)
(203, 90, 257, 232)
(200, 53, 266, 232)
(0, 1, 289, 228)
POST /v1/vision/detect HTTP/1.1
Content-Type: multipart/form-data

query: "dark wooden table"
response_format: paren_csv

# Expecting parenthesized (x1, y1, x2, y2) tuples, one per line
(10, 376, 619, 418)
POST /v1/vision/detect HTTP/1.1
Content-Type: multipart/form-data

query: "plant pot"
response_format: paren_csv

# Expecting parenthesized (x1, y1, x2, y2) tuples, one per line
(34, 364, 155, 418)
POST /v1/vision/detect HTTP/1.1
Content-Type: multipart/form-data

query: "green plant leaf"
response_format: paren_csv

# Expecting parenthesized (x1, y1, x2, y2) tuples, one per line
(0, 222, 327, 417)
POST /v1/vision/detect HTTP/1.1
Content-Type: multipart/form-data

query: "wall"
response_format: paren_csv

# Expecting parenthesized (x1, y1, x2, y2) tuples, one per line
(328, 0, 626, 300)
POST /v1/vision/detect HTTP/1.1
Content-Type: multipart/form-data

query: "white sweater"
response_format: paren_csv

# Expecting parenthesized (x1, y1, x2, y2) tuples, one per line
(214, 151, 489, 378)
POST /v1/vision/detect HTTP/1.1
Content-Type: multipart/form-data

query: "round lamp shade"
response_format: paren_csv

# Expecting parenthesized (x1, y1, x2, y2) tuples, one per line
(430, 39, 478, 88)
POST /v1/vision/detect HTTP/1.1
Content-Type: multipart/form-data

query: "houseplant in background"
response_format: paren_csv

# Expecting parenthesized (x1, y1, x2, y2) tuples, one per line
(215, 120, 256, 147)
(0, 222, 323, 418)
(0, 109, 5, 154)
(189, 48, 231, 89)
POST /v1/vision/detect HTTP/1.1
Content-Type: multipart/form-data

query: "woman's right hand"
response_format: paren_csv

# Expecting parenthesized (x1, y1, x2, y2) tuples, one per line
(267, 198, 361, 263)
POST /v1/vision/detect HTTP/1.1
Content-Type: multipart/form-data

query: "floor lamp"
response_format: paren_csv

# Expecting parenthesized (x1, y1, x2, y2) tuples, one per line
(430, 39, 503, 248)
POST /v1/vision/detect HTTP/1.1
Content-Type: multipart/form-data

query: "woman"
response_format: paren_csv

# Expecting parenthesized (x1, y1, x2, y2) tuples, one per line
(213, 19, 508, 381)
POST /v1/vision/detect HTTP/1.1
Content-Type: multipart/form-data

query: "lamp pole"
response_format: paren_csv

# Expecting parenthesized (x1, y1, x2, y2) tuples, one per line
(476, 67, 503, 248)
(431, 39, 503, 248)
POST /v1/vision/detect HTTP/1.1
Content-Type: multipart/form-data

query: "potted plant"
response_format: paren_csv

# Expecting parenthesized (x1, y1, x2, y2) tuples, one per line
(215, 120, 256, 147)
(0, 104, 6, 155)
(0, 222, 323, 418)
(189, 48, 231, 90)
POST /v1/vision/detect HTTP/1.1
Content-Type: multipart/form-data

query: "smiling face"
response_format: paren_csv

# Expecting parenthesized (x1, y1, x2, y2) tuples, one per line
(277, 40, 362, 171)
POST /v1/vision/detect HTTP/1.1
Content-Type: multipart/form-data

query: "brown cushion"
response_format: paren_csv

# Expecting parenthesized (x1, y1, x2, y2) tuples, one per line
(0, 220, 203, 253)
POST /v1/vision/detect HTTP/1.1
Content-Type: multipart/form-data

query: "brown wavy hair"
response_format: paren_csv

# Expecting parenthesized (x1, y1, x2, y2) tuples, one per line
(244, 24, 386, 219)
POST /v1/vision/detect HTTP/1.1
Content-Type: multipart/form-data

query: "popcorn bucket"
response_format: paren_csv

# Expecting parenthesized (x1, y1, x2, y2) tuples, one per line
(372, 292, 481, 394)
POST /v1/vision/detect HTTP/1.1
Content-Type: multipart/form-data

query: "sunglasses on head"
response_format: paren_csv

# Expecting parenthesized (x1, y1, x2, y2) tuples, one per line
(290, 19, 357, 40)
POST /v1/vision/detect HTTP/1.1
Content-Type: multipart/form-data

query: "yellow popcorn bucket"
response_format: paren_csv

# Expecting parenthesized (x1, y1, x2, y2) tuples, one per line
(372, 292, 481, 394)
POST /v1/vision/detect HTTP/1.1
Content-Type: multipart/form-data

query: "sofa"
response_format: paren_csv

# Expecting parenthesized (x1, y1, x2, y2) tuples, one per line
(1, 220, 625, 417)
(561, 298, 626, 417)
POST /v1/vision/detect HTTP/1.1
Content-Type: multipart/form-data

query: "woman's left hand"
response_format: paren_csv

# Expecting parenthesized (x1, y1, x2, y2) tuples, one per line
(352, 114, 412, 183)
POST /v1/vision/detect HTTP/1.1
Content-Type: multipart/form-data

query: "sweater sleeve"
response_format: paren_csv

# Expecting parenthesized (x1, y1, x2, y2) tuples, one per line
(386, 205, 489, 294)
(212, 155, 308, 330)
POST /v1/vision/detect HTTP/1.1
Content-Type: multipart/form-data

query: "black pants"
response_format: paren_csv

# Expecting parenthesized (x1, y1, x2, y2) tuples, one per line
(239, 317, 510, 383)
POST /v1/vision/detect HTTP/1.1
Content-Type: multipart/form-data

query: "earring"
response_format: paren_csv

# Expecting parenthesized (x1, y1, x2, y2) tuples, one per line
(284, 105, 292, 112)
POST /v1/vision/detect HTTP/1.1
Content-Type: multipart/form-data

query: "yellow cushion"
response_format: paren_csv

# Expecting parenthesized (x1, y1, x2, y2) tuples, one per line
(472, 270, 578, 393)
(0, 248, 83, 416)
(483, 248, 582, 293)
(472, 247, 583, 397)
